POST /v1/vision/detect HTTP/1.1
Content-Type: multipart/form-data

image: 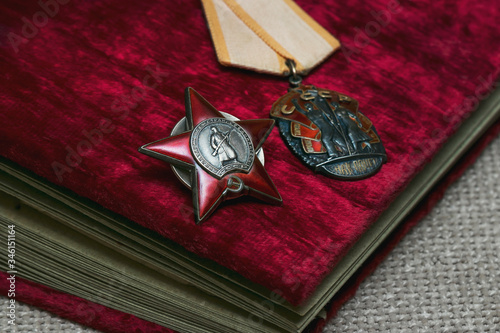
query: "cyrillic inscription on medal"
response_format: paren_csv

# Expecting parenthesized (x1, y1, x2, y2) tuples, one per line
(325, 157, 384, 178)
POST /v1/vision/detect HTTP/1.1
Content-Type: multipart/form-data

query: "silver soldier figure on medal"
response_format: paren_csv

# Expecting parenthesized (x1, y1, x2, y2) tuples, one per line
(210, 127, 238, 166)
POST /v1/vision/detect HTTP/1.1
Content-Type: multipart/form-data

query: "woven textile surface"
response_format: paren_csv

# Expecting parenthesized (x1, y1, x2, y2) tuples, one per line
(2, 0, 500, 308)
(1, 134, 499, 332)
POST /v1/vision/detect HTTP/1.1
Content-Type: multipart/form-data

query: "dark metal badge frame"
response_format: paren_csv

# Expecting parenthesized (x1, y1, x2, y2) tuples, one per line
(271, 85, 387, 180)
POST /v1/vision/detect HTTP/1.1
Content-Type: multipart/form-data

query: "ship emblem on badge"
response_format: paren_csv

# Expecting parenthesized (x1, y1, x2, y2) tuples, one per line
(271, 85, 387, 179)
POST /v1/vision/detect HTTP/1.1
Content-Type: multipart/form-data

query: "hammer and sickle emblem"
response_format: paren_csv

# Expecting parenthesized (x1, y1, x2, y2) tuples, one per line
(227, 176, 244, 193)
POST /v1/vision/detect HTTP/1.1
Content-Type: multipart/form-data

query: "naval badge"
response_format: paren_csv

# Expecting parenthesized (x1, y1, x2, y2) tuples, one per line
(271, 84, 387, 179)
(139, 88, 282, 224)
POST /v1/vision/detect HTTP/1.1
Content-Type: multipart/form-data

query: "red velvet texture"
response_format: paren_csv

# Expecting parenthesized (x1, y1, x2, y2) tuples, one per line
(0, 0, 499, 309)
(2, 119, 499, 333)
(307, 119, 500, 333)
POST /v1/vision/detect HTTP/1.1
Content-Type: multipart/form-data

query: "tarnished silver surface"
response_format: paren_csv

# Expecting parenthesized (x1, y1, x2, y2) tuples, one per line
(170, 112, 264, 188)
(190, 117, 255, 179)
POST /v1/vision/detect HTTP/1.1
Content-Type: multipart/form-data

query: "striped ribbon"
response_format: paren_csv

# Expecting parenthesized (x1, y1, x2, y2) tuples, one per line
(200, 0, 340, 75)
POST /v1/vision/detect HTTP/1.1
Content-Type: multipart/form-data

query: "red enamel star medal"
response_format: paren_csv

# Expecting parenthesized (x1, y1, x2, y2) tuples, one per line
(139, 88, 282, 224)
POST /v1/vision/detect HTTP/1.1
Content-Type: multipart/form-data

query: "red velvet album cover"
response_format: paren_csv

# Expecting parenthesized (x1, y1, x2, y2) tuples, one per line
(0, 0, 499, 332)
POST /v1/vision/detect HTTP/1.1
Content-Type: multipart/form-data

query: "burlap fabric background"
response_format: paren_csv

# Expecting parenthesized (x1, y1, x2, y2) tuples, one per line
(1, 135, 499, 332)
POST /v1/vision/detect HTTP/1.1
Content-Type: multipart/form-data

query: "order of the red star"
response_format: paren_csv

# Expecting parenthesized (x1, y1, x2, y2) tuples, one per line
(139, 88, 282, 224)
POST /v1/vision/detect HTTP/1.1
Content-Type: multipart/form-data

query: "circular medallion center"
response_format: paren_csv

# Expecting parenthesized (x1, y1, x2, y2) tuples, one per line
(190, 118, 255, 179)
